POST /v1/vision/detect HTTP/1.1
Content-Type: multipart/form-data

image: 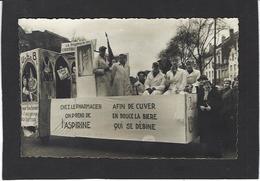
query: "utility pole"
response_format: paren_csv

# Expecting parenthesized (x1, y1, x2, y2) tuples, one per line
(213, 18, 217, 86)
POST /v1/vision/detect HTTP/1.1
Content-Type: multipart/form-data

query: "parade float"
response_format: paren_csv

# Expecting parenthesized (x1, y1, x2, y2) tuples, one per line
(20, 40, 198, 144)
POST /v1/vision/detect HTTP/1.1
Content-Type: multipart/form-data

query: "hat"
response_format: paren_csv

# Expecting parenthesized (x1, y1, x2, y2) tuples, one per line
(197, 75, 208, 81)
(119, 54, 126, 58)
(186, 60, 194, 65)
(171, 61, 179, 66)
(99, 46, 107, 52)
(224, 78, 231, 83)
(152, 62, 159, 68)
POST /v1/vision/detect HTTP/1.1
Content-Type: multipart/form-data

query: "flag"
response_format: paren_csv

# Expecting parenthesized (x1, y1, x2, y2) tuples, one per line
(105, 32, 114, 67)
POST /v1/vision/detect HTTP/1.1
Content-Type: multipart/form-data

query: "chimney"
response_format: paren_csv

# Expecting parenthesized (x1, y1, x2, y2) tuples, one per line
(229, 29, 234, 37)
(221, 36, 226, 43)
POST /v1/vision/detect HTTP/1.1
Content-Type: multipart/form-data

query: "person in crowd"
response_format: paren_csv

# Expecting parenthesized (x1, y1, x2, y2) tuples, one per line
(93, 46, 112, 96)
(134, 71, 146, 95)
(184, 60, 201, 93)
(163, 62, 187, 95)
(220, 76, 239, 152)
(111, 54, 131, 96)
(197, 79, 222, 157)
(220, 78, 232, 97)
(196, 75, 209, 98)
(197, 75, 208, 88)
(143, 62, 165, 95)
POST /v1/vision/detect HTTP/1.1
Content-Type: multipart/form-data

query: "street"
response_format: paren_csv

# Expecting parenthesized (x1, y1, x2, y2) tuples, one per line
(21, 135, 236, 159)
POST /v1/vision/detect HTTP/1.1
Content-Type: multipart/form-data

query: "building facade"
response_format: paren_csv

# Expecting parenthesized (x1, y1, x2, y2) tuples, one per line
(228, 42, 239, 80)
(203, 29, 239, 85)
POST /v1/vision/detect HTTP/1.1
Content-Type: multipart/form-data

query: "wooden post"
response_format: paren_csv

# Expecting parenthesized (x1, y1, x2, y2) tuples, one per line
(38, 98, 51, 142)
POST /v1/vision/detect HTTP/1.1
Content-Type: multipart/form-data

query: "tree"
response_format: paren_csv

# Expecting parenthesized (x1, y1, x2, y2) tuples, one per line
(178, 18, 227, 74)
(158, 39, 180, 73)
(170, 28, 196, 69)
(157, 21, 196, 71)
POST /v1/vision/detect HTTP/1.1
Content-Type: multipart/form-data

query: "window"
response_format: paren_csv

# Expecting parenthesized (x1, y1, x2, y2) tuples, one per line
(218, 70, 221, 78)
(230, 65, 233, 72)
(234, 65, 236, 72)
(206, 72, 208, 77)
(209, 71, 211, 79)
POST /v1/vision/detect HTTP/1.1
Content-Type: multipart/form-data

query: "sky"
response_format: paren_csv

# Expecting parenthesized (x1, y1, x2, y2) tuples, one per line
(18, 18, 238, 76)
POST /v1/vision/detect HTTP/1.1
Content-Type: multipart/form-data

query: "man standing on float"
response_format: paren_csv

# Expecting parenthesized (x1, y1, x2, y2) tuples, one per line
(93, 46, 112, 96)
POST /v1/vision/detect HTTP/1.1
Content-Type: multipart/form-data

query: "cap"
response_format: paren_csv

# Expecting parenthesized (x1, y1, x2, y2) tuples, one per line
(152, 62, 159, 68)
(186, 59, 194, 65)
(224, 78, 231, 83)
(99, 46, 107, 52)
(197, 75, 208, 81)
(119, 54, 126, 58)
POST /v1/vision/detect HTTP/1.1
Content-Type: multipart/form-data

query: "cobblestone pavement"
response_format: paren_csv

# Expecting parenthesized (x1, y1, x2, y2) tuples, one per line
(21, 135, 237, 159)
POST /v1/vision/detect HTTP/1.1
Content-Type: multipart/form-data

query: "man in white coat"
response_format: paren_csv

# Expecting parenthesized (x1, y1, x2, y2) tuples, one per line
(143, 62, 165, 95)
(184, 60, 201, 93)
(93, 46, 112, 96)
(163, 62, 187, 95)
(111, 54, 131, 96)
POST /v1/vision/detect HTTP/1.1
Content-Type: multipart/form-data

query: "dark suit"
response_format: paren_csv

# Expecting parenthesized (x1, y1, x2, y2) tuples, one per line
(220, 87, 239, 151)
(197, 87, 222, 156)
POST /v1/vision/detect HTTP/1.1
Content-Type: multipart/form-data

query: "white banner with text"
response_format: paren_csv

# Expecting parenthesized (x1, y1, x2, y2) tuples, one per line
(50, 94, 197, 144)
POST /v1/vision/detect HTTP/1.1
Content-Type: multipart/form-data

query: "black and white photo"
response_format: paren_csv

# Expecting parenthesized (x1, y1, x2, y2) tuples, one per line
(18, 18, 239, 159)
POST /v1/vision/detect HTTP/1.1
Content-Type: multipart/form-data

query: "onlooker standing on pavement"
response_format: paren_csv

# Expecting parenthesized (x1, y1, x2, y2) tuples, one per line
(197, 80, 222, 157)
(220, 77, 239, 152)
(220, 78, 232, 97)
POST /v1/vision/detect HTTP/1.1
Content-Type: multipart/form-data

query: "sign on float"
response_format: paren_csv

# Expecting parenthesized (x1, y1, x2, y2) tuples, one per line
(49, 94, 198, 144)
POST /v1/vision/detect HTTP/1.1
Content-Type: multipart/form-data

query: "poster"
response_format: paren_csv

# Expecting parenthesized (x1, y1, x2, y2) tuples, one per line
(20, 49, 39, 127)
(57, 67, 70, 80)
(77, 43, 94, 77)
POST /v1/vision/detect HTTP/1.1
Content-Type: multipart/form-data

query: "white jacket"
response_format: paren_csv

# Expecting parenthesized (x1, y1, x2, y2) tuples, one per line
(145, 71, 165, 91)
(165, 68, 187, 91)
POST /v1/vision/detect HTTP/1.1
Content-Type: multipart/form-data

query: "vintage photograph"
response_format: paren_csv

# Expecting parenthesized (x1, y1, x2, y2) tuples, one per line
(19, 18, 239, 159)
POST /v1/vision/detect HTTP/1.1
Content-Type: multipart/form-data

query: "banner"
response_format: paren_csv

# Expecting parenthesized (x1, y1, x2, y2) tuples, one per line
(50, 94, 198, 144)
(61, 40, 97, 54)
